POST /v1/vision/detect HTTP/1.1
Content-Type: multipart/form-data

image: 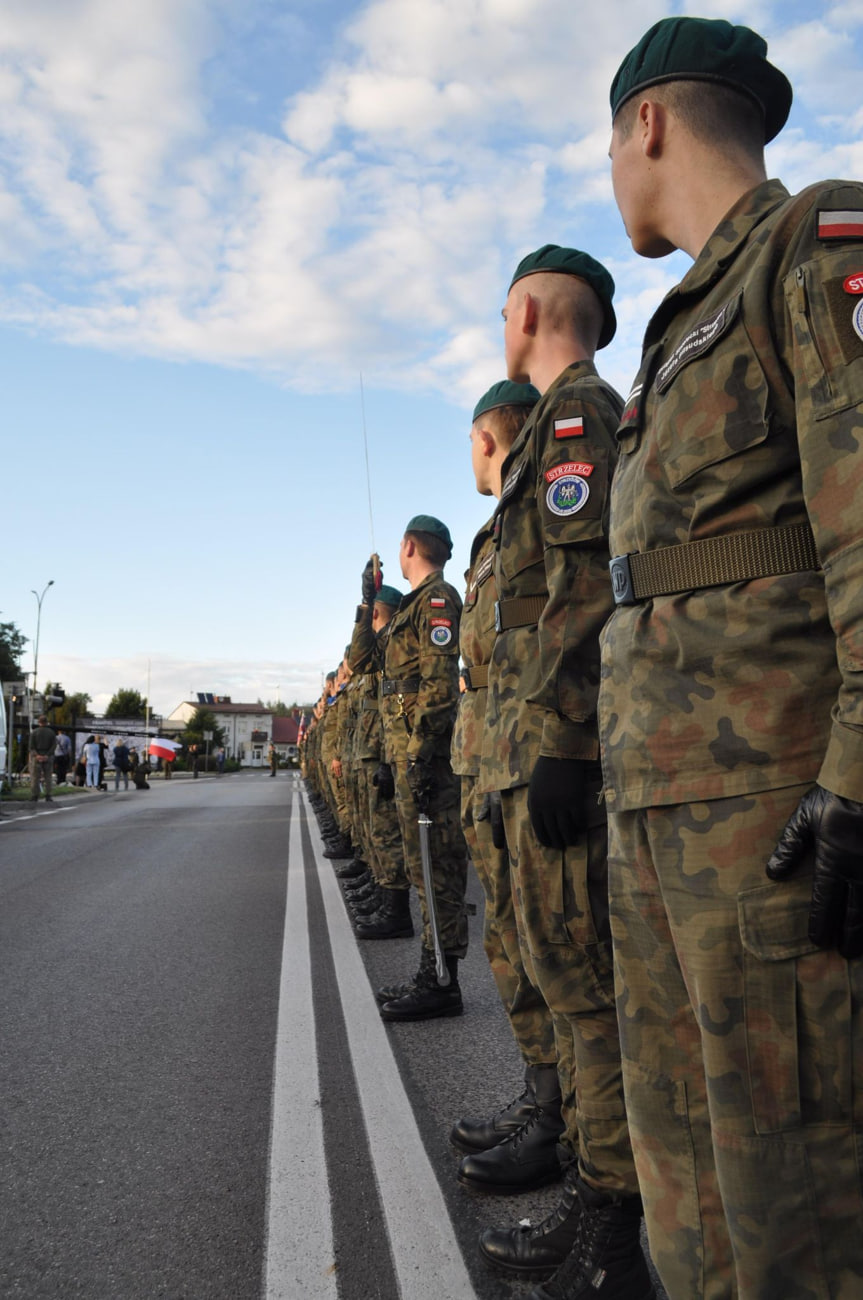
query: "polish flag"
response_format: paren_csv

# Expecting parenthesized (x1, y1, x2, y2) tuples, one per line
(149, 737, 182, 761)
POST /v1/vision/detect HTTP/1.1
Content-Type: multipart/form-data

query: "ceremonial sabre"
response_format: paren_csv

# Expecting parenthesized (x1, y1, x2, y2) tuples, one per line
(418, 813, 450, 986)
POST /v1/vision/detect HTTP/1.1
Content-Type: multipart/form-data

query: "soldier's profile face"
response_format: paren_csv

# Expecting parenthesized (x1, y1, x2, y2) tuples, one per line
(502, 287, 528, 383)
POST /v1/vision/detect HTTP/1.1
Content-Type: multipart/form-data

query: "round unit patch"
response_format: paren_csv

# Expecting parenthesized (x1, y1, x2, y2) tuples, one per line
(546, 474, 590, 517)
(431, 625, 453, 646)
(852, 298, 863, 343)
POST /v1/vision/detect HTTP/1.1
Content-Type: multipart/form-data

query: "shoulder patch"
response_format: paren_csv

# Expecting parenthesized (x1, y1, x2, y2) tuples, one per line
(430, 623, 453, 646)
(429, 597, 447, 608)
(554, 416, 584, 438)
(817, 210, 863, 241)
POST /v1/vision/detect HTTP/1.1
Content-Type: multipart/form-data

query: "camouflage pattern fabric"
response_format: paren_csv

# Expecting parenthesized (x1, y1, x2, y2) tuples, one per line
(461, 776, 556, 1065)
(609, 787, 863, 1300)
(455, 518, 556, 1062)
(451, 520, 496, 779)
(478, 361, 622, 792)
(393, 756, 468, 956)
(476, 362, 637, 1194)
(320, 689, 349, 833)
(600, 179, 863, 1298)
(360, 757, 408, 890)
(502, 782, 635, 1187)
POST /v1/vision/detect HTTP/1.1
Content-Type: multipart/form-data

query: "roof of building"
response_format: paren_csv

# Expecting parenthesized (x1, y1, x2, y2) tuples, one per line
(272, 715, 300, 744)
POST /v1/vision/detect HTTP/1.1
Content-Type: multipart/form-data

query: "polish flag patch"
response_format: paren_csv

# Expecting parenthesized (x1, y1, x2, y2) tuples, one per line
(429, 597, 447, 608)
(817, 210, 863, 240)
(554, 416, 584, 438)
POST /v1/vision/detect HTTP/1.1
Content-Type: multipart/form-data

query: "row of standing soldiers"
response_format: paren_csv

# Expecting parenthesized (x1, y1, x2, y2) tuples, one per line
(300, 16, 863, 1300)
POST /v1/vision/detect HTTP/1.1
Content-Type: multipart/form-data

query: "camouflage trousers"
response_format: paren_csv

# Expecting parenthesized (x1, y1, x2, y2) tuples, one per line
(393, 757, 469, 958)
(359, 760, 409, 891)
(502, 783, 636, 1192)
(461, 777, 556, 1066)
(324, 763, 350, 835)
(608, 784, 863, 1300)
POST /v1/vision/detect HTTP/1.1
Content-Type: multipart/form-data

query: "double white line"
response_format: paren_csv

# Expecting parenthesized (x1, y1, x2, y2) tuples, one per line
(264, 785, 476, 1300)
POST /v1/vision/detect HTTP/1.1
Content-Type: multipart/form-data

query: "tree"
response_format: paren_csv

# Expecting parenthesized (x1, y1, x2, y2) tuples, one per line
(182, 707, 225, 751)
(0, 620, 27, 681)
(105, 688, 147, 718)
(263, 698, 290, 715)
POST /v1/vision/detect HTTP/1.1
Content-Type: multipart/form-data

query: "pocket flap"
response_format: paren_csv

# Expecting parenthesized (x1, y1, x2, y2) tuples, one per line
(738, 878, 821, 961)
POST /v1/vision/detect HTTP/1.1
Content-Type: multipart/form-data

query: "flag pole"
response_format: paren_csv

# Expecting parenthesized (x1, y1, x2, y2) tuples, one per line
(360, 373, 381, 587)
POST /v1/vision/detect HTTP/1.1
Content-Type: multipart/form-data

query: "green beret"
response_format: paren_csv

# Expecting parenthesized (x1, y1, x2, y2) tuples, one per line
(610, 17, 792, 144)
(405, 514, 453, 556)
(509, 245, 616, 349)
(473, 380, 540, 424)
(375, 583, 403, 608)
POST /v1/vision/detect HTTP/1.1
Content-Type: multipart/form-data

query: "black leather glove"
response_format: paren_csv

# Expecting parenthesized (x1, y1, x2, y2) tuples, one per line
(527, 756, 590, 850)
(372, 761, 395, 802)
(407, 758, 435, 813)
(766, 784, 863, 960)
(476, 790, 506, 850)
(361, 557, 378, 606)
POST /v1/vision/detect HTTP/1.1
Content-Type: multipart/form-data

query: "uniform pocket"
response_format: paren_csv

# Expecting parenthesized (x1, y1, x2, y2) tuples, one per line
(653, 294, 771, 490)
(739, 877, 853, 1133)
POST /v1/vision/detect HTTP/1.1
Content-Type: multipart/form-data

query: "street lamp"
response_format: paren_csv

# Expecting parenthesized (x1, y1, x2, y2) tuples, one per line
(31, 580, 55, 701)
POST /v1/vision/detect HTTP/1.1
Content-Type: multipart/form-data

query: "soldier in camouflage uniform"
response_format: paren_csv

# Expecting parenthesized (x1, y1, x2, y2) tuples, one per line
(346, 582, 414, 939)
(449, 380, 567, 1197)
(355, 516, 470, 1021)
(603, 18, 863, 1299)
(476, 248, 650, 1300)
(320, 664, 354, 861)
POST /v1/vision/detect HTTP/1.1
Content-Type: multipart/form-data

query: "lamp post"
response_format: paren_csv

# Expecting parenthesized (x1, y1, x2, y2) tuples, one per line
(31, 580, 55, 703)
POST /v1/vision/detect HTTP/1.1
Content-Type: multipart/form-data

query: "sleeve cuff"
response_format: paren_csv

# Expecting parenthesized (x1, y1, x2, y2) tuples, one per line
(539, 713, 599, 761)
(817, 718, 863, 801)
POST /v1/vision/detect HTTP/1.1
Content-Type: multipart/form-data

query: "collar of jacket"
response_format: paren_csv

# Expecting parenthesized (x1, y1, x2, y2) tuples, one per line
(644, 179, 790, 345)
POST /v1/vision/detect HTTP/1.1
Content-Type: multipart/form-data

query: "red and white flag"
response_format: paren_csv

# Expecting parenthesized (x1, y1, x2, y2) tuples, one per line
(149, 737, 182, 761)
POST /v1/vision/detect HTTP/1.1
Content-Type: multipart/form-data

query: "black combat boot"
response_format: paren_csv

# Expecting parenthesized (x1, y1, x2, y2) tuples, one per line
(457, 1064, 564, 1194)
(478, 1165, 582, 1280)
(334, 858, 367, 881)
(375, 944, 433, 1005)
(343, 878, 376, 899)
(450, 1062, 552, 1154)
(355, 888, 414, 940)
(323, 836, 354, 860)
(380, 953, 462, 1021)
(527, 1178, 654, 1300)
(350, 888, 385, 917)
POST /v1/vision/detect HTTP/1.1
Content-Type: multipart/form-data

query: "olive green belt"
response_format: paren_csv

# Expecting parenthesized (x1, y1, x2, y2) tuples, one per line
(462, 664, 489, 690)
(610, 522, 819, 605)
(494, 594, 547, 632)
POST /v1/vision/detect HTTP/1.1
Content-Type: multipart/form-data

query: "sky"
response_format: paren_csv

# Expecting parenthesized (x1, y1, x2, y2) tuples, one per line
(2, 0, 862, 719)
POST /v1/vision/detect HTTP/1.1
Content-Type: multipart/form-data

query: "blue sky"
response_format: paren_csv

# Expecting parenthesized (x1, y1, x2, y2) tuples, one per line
(2, 0, 862, 717)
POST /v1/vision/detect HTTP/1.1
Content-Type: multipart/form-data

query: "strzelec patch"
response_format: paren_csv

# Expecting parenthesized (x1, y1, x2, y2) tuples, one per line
(546, 474, 590, 517)
(431, 624, 453, 646)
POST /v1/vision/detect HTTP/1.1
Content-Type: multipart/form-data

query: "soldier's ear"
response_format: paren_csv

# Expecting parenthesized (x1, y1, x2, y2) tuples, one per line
(477, 428, 496, 459)
(522, 292, 538, 334)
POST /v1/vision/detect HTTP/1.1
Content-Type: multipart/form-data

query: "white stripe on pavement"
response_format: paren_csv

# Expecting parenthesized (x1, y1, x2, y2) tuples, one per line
(309, 791, 478, 1300)
(0, 805, 78, 825)
(263, 791, 338, 1300)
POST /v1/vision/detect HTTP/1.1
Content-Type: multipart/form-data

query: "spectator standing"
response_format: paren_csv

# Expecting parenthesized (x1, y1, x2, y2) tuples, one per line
(113, 740, 131, 791)
(83, 735, 100, 789)
(54, 729, 72, 785)
(29, 715, 57, 803)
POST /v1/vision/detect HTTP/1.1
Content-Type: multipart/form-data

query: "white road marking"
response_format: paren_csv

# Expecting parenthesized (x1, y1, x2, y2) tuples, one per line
(308, 791, 478, 1300)
(0, 805, 77, 825)
(263, 790, 338, 1300)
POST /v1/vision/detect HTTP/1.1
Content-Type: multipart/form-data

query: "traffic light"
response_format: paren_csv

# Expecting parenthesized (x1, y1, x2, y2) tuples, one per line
(46, 686, 65, 708)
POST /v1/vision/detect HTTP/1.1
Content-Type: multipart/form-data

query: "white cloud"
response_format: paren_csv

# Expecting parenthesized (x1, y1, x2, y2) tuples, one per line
(0, 0, 860, 404)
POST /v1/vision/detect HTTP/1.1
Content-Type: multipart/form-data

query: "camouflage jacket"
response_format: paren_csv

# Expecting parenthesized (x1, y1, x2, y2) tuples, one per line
(479, 361, 622, 792)
(374, 570, 462, 765)
(319, 689, 343, 766)
(451, 519, 496, 777)
(599, 179, 863, 811)
(350, 664, 385, 763)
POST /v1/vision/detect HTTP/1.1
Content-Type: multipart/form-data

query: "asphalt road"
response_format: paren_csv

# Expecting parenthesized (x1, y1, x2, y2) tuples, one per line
(0, 772, 665, 1300)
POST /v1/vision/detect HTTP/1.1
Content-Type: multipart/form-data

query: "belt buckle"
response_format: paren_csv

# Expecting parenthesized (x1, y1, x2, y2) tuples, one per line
(494, 600, 503, 633)
(609, 554, 636, 606)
